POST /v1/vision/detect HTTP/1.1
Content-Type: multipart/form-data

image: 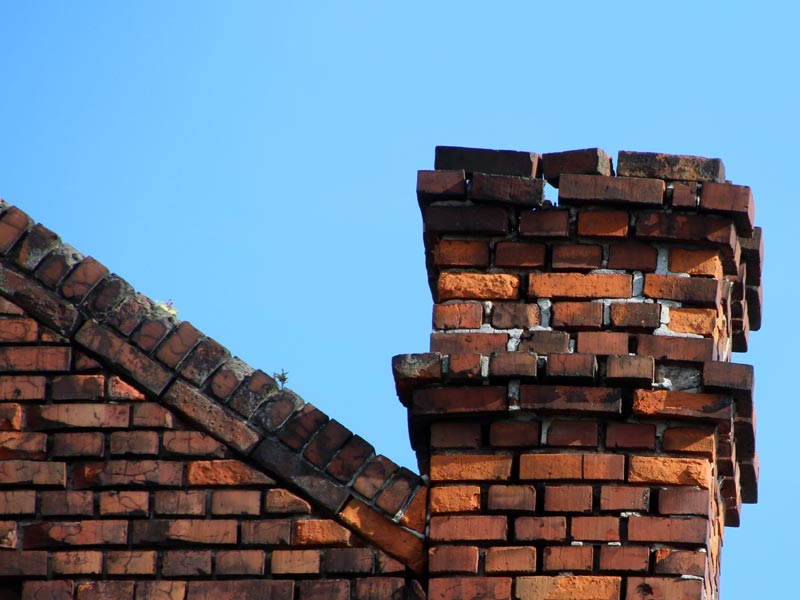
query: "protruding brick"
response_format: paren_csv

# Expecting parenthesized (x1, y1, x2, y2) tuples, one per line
(605, 355, 654, 386)
(635, 335, 715, 363)
(700, 181, 755, 235)
(633, 389, 731, 421)
(669, 248, 723, 278)
(541, 148, 612, 184)
(617, 151, 725, 182)
(643, 274, 721, 305)
(435, 146, 539, 177)
(417, 169, 466, 197)
(438, 273, 520, 301)
(628, 455, 712, 488)
(469, 172, 545, 206)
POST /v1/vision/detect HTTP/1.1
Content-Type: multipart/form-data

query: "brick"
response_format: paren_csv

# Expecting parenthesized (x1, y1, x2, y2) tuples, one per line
(161, 549, 211, 576)
(154, 490, 206, 516)
(338, 499, 425, 574)
(0, 264, 79, 334)
(551, 302, 603, 330)
(519, 210, 570, 238)
(470, 172, 545, 206)
(0, 432, 45, 459)
(433, 303, 483, 329)
(446, 353, 481, 379)
(576, 331, 629, 355)
(240, 519, 291, 545)
(659, 487, 710, 516)
(245, 385, 304, 435)
(605, 355, 654, 386)
(0, 490, 36, 515)
(672, 181, 699, 207)
(551, 243, 602, 270)
(662, 427, 716, 457)
(636, 211, 737, 248)
(23, 520, 127, 547)
(579, 454, 633, 482)
(599, 546, 649, 572)
(162, 431, 224, 457)
(644, 274, 721, 305)
(424, 205, 509, 234)
(490, 353, 539, 378)
(489, 420, 541, 447)
(75, 321, 171, 395)
(519, 453, 581, 479)
(295, 519, 353, 546)
(163, 381, 260, 454)
(635, 335, 715, 363)
(430, 515, 507, 542)
(435, 145, 539, 177)
(0, 550, 47, 576)
(355, 577, 407, 599)
(417, 169, 466, 197)
(0, 207, 32, 253)
(50, 432, 104, 458)
(22, 581, 75, 600)
(82, 273, 133, 318)
(516, 576, 621, 600)
(40, 491, 93, 516)
(0, 297, 25, 315)
(428, 578, 512, 600)
(607, 241, 658, 271)
(0, 318, 37, 342)
(27, 403, 128, 430)
(653, 548, 707, 577)
(106, 550, 156, 575)
(304, 419, 351, 468)
(669, 248, 723, 278)
(542, 545, 593, 571)
(328, 434, 374, 483)
(529, 273, 631, 299)
(325, 548, 374, 574)
(0, 346, 70, 372)
(486, 546, 537, 573)
(617, 150, 725, 182)
(600, 486, 650, 511)
(628, 516, 708, 544)
(559, 174, 664, 206)
(606, 423, 655, 449)
(546, 421, 598, 447)
(577, 210, 629, 238)
(208, 357, 252, 401)
(491, 303, 540, 328)
(571, 516, 619, 541)
(629, 456, 712, 488)
(74, 460, 182, 488)
(109, 431, 159, 455)
(520, 385, 622, 415)
(429, 545, 479, 573)
(0, 460, 65, 486)
(0, 521, 17, 549)
(434, 240, 489, 267)
(487, 485, 536, 512)
(61, 257, 108, 300)
(353, 456, 398, 499)
(494, 241, 546, 268)
(430, 332, 508, 354)
(515, 516, 567, 541)
(399, 486, 428, 533)
(430, 454, 512, 481)
(186, 459, 272, 486)
(0, 376, 45, 401)
(518, 330, 569, 354)
(227, 369, 281, 420)
(700, 181, 755, 235)
(702, 361, 754, 400)
(135, 581, 186, 600)
(609, 302, 660, 330)
(429, 485, 481, 513)
(208, 490, 259, 515)
(541, 148, 612, 184)
(77, 582, 137, 600)
(376, 468, 418, 514)
(413, 386, 506, 416)
(130, 403, 172, 429)
(431, 422, 481, 448)
(296, 580, 350, 600)
(438, 272, 519, 301)
(180, 337, 229, 386)
(51, 374, 104, 400)
(132, 519, 236, 545)
(186, 581, 292, 598)
(53, 550, 103, 574)
(633, 389, 731, 421)
(544, 485, 592, 512)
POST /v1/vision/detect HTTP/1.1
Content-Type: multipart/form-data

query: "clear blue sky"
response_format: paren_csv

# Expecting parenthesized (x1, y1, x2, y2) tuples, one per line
(0, 2, 794, 596)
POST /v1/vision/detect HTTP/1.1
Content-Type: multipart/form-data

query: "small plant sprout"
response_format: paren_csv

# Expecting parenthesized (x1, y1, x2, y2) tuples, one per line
(274, 369, 289, 390)
(156, 299, 179, 317)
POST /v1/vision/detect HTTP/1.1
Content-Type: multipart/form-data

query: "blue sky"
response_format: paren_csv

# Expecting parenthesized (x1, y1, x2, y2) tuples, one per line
(1, 2, 795, 596)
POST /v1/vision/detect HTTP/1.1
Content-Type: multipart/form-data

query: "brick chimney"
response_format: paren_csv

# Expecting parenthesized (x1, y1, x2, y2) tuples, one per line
(394, 147, 761, 600)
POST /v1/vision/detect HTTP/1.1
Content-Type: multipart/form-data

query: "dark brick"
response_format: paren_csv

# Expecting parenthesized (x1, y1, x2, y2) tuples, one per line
(353, 456, 399, 499)
(700, 181, 755, 235)
(228, 370, 279, 419)
(105, 293, 151, 336)
(179, 336, 230, 386)
(154, 321, 201, 367)
(0, 265, 79, 335)
(424, 205, 509, 234)
(617, 150, 725, 182)
(547, 421, 598, 447)
(559, 174, 664, 206)
(327, 435, 374, 483)
(520, 385, 622, 415)
(551, 244, 602, 270)
(417, 169, 466, 198)
(541, 148, 613, 185)
(607, 241, 658, 271)
(413, 386, 507, 416)
(494, 242, 546, 269)
(518, 330, 569, 354)
(546, 354, 597, 382)
(0, 207, 32, 254)
(14, 224, 60, 272)
(519, 210, 570, 238)
(210, 357, 253, 401)
(469, 172, 545, 207)
(435, 146, 539, 177)
(61, 257, 108, 301)
(636, 334, 715, 363)
(278, 404, 328, 450)
(304, 420, 352, 469)
(376, 468, 419, 515)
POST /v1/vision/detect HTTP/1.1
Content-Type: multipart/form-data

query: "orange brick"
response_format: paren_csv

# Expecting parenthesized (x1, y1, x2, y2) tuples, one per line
(516, 575, 621, 600)
(294, 519, 353, 546)
(186, 460, 273, 486)
(487, 485, 536, 512)
(430, 454, 513, 481)
(485, 546, 537, 573)
(669, 307, 717, 335)
(662, 427, 716, 458)
(438, 273, 520, 301)
(628, 455, 712, 488)
(633, 389, 731, 420)
(627, 516, 708, 544)
(495, 242, 546, 268)
(542, 545, 593, 571)
(429, 485, 481, 513)
(433, 303, 483, 329)
(519, 453, 582, 480)
(529, 273, 631, 299)
(577, 210, 629, 237)
(669, 248, 723, 278)
(435, 240, 490, 267)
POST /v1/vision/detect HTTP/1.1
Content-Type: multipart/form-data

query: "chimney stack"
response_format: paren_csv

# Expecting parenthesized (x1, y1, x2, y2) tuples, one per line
(394, 146, 761, 599)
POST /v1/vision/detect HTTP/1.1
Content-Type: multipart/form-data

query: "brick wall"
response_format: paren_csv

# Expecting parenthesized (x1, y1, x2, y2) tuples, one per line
(395, 146, 761, 600)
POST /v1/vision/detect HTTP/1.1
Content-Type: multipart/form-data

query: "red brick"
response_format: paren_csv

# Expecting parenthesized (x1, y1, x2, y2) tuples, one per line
(635, 335, 715, 363)
(179, 336, 229, 386)
(0, 346, 70, 372)
(435, 145, 539, 177)
(607, 241, 658, 271)
(429, 485, 481, 513)
(576, 331, 628, 355)
(489, 420, 541, 447)
(50, 375, 104, 400)
(559, 174, 664, 206)
(240, 519, 291, 545)
(632, 389, 731, 420)
(163, 381, 260, 454)
(571, 516, 619, 541)
(22, 581, 75, 600)
(529, 273, 631, 299)
(0, 460, 65, 486)
(209, 357, 252, 401)
(605, 355, 654, 386)
(355, 577, 407, 598)
(23, 520, 127, 547)
(0, 521, 17, 549)
(325, 547, 374, 574)
(551, 302, 603, 330)
(399, 487, 428, 534)
(97, 490, 147, 516)
(109, 431, 159, 456)
(0, 490, 36, 515)
(428, 577, 513, 600)
(161, 549, 211, 576)
(546, 354, 597, 381)
(644, 274, 721, 305)
(700, 181, 755, 235)
(433, 303, 483, 329)
(61, 257, 108, 301)
(659, 488, 710, 516)
(154, 490, 206, 516)
(50, 432, 104, 458)
(186, 459, 272, 486)
(431, 422, 481, 448)
(132, 519, 236, 545)
(606, 423, 655, 449)
(519, 210, 570, 238)
(547, 421, 598, 447)
(417, 169, 466, 197)
(187, 581, 293, 598)
(627, 516, 708, 544)
(352, 456, 398, 499)
(106, 550, 156, 575)
(600, 486, 650, 511)
(430, 332, 508, 354)
(470, 172, 544, 206)
(0, 318, 37, 342)
(0, 550, 47, 576)
(577, 210, 629, 238)
(636, 211, 737, 248)
(75, 321, 171, 395)
(434, 240, 490, 268)
(491, 303, 540, 328)
(487, 353, 537, 379)
(518, 330, 569, 354)
(162, 431, 224, 457)
(429, 545, 479, 573)
(53, 550, 103, 575)
(581, 454, 627, 481)
(672, 181, 699, 207)
(0, 297, 24, 315)
(542, 148, 612, 184)
(424, 205, 509, 234)
(430, 454, 512, 481)
(76, 581, 135, 600)
(519, 453, 581, 480)
(653, 548, 707, 577)
(295, 519, 353, 547)
(485, 546, 537, 574)
(376, 469, 418, 514)
(515, 516, 567, 541)
(542, 545, 593, 571)
(495, 242, 546, 268)
(296, 580, 351, 600)
(301, 419, 350, 469)
(430, 515, 507, 542)
(599, 546, 649, 572)
(327, 434, 374, 483)
(520, 385, 622, 415)
(0, 432, 45, 459)
(0, 207, 32, 253)
(447, 352, 482, 379)
(0, 376, 45, 401)
(0, 263, 80, 334)
(551, 243, 602, 270)
(135, 581, 186, 600)
(487, 485, 536, 512)
(40, 491, 93, 516)
(413, 386, 506, 416)
(702, 360, 754, 399)
(74, 460, 183, 488)
(617, 151, 724, 182)
(609, 302, 660, 329)
(544, 485, 593, 512)
(271, 549, 321, 574)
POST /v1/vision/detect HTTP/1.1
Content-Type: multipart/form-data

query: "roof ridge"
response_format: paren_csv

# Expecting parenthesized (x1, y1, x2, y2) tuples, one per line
(0, 200, 426, 573)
